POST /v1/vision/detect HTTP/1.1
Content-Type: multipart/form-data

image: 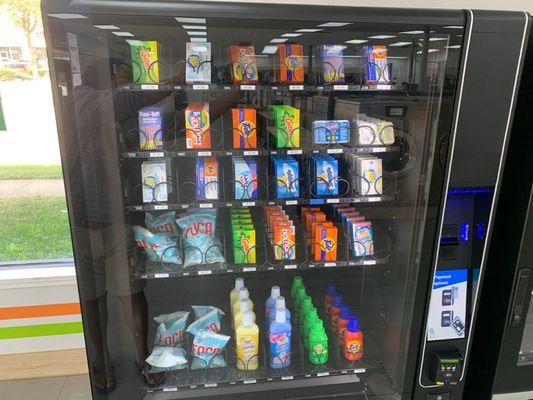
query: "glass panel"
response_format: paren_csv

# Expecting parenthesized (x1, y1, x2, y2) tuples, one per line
(518, 293, 533, 366)
(45, 10, 462, 400)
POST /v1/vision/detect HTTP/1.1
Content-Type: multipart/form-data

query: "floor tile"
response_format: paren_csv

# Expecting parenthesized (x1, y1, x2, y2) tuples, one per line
(0, 376, 66, 400)
(58, 375, 92, 400)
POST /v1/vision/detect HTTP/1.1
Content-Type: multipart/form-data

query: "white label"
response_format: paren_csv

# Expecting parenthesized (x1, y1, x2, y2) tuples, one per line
(287, 149, 302, 155)
(126, 152, 136, 158)
(154, 273, 169, 278)
(354, 368, 366, 374)
(373, 147, 386, 153)
(289, 85, 304, 90)
(284, 264, 297, 270)
(281, 376, 294, 381)
(153, 205, 168, 210)
(327, 198, 340, 204)
(271, 86, 279, 90)
(376, 84, 392, 90)
(243, 379, 256, 384)
(141, 84, 158, 90)
(199, 203, 213, 208)
(285, 200, 297, 205)
(317, 372, 330, 377)
(333, 85, 349, 91)
(324, 262, 336, 267)
(163, 387, 177, 392)
(327, 148, 343, 154)
(149, 152, 164, 158)
(243, 267, 256, 272)
(198, 151, 212, 156)
(243, 150, 258, 156)
(363, 260, 377, 265)
(193, 84, 209, 90)
(367, 197, 381, 202)
(198, 270, 212, 275)
(242, 202, 255, 207)
(204, 383, 217, 388)
(240, 85, 256, 90)
(174, 85, 182, 90)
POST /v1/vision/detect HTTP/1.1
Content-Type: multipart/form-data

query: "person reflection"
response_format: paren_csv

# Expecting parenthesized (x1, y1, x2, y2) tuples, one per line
(68, 56, 243, 394)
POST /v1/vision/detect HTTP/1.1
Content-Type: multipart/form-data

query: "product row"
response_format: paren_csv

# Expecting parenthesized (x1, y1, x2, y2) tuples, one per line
(145, 276, 364, 375)
(130, 41, 391, 86)
(134, 154, 385, 204)
(133, 205, 379, 272)
(131, 103, 395, 151)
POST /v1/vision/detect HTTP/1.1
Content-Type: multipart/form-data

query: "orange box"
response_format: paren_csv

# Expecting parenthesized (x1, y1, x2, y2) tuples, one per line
(185, 102, 211, 149)
(305, 212, 326, 236)
(276, 44, 304, 84)
(314, 225, 338, 262)
(232, 108, 257, 149)
(273, 224, 296, 260)
(300, 206, 321, 218)
(229, 45, 258, 84)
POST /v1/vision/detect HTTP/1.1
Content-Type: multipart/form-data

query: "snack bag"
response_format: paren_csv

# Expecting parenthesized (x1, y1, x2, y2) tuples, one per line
(176, 213, 225, 267)
(133, 226, 181, 265)
(154, 311, 190, 346)
(146, 346, 187, 372)
(187, 307, 224, 335)
(145, 212, 178, 235)
(130, 40, 159, 84)
(191, 330, 230, 370)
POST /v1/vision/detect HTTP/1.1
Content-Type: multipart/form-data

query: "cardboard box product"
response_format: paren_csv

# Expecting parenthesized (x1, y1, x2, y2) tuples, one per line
(138, 107, 164, 150)
(232, 108, 257, 149)
(314, 225, 338, 262)
(270, 105, 300, 148)
(313, 120, 350, 145)
(131, 40, 159, 84)
(349, 221, 374, 257)
(185, 102, 211, 149)
(141, 160, 168, 203)
(276, 44, 304, 83)
(233, 226, 257, 264)
(186, 42, 211, 83)
(233, 157, 258, 200)
(230, 45, 259, 84)
(195, 157, 219, 200)
(364, 45, 390, 84)
(319, 45, 345, 84)
(273, 224, 296, 260)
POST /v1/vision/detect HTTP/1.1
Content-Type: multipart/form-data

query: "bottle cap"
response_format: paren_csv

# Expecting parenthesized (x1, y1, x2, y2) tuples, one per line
(326, 283, 337, 296)
(271, 285, 281, 299)
(347, 317, 360, 332)
(240, 299, 250, 313)
(275, 296, 286, 309)
(235, 277, 244, 291)
(242, 311, 254, 326)
(293, 276, 303, 286)
(275, 308, 287, 323)
(340, 304, 351, 319)
(238, 287, 250, 300)
(332, 294, 343, 307)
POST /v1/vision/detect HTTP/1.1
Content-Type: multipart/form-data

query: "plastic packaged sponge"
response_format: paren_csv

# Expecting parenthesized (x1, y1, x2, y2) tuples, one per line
(133, 225, 181, 265)
(145, 212, 178, 235)
(146, 345, 187, 372)
(191, 330, 230, 370)
(154, 311, 190, 347)
(186, 306, 224, 335)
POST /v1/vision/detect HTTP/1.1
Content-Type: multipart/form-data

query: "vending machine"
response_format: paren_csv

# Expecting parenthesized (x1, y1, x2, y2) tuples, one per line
(41, 1, 530, 399)
(463, 28, 533, 400)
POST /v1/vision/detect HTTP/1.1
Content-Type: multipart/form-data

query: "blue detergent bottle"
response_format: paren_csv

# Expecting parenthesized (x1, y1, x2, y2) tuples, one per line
(265, 285, 281, 317)
(269, 308, 292, 369)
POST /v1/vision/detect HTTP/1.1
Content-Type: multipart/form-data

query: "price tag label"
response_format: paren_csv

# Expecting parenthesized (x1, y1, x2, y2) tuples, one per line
(327, 148, 343, 154)
(181, 204, 189, 209)
(198, 151, 212, 156)
(193, 84, 209, 90)
(368, 197, 381, 202)
(363, 260, 377, 265)
(141, 84, 158, 90)
(199, 203, 213, 208)
(240, 85, 256, 90)
(153, 205, 168, 210)
(198, 270, 212, 275)
(163, 387, 177, 392)
(149, 152, 164, 158)
(333, 85, 349, 91)
(289, 85, 304, 91)
(154, 273, 169, 279)
(126, 152, 136, 158)
(354, 368, 366, 373)
(243, 150, 258, 156)
(377, 84, 392, 90)
(324, 262, 336, 267)
(317, 372, 330, 377)
(287, 149, 302, 155)
(285, 200, 297, 205)
(373, 147, 386, 153)
(242, 202, 255, 207)
(284, 264, 297, 270)
(204, 383, 218, 388)
(223, 86, 231, 90)
(327, 198, 340, 204)
(243, 267, 256, 272)
(281, 376, 294, 381)
(243, 379, 256, 384)
(174, 85, 182, 90)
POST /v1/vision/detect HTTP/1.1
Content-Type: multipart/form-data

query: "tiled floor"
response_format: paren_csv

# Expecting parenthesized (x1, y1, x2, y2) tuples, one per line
(0, 375, 92, 400)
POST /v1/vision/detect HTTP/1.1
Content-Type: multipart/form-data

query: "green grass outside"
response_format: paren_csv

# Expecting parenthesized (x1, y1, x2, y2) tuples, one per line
(0, 196, 73, 262)
(0, 165, 63, 180)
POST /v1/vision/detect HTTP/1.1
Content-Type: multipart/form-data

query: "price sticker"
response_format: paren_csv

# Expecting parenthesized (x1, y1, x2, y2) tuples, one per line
(327, 148, 343, 154)
(285, 200, 297, 205)
(163, 387, 177, 392)
(317, 372, 330, 377)
(333, 85, 349, 91)
(324, 262, 336, 267)
(154, 273, 169, 279)
(153, 205, 168, 210)
(242, 202, 255, 207)
(198, 270, 212, 275)
(193, 84, 209, 90)
(205, 383, 218, 388)
(287, 149, 302, 155)
(367, 197, 381, 202)
(327, 198, 340, 204)
(373, 147, 386, 153)
(243, 267, 256, 272)
(198, 151, 212, 156)
(281, 376, 294, 381)
(141, 84, 158, 90)
(243, 379, 256, 384)
(284, 264, 297, 270)
(363, 260, 377, 265)
(240, 85, 256, 90)
(289, 85, 304, 91)
(199, 203, 213, 208)
(244, 150, 258, 156)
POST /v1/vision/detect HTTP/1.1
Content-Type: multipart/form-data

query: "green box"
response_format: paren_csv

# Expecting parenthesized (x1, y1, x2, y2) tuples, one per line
(233, 227, 256, 264)
(130, 40, 159, 84)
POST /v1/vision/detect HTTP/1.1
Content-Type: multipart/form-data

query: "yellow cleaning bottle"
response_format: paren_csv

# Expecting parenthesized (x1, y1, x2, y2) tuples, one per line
(235, 311, 259, 370)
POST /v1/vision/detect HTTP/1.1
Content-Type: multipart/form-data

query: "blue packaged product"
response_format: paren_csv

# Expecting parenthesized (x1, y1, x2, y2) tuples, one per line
(364, 45, 390, 83)
(320, 45, 345, 83)
(133, 225, 181, 264)
(349, 221, 374, 257)
(154, 311, 190, 347)
(269, 308, 292, 368)
(233, 157, 258, 200)
(139, 107, 163, 150)
(314, 156, 339, 196)
(312, 120, 350, 144)
(146, 346, 188, 372)
(176, 213, 225, 268)
(145, 212, 178, 235)
(274, 156, 299, 199)
(191, 330, 230, 370)
(195, 157, 219, 200)
(187, 308, 224, 335)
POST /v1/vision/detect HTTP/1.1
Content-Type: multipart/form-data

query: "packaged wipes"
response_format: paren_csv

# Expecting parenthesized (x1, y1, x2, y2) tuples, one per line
(176, 213, 225, 268)
(145, 212, 178, 236)
(191, 330, 230, 370)
(154, 311, 190, 347)
(187, 307, 224, 335)
(133, 226, 181, 265)
(146, 346, 187, 372)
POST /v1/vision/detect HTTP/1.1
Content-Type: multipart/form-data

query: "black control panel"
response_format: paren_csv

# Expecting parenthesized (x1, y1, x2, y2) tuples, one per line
(430, 352, 463, 385)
